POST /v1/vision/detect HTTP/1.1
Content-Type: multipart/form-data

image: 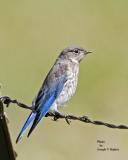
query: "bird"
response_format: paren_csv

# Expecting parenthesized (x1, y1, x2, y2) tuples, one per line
(16, 45, 91, 143)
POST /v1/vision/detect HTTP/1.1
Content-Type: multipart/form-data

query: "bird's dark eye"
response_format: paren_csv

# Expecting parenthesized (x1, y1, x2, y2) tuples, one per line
(74, 49, 79, 54)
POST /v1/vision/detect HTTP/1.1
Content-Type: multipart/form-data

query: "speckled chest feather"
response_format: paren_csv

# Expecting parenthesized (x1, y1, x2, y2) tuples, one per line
(56, 59, 79, 107)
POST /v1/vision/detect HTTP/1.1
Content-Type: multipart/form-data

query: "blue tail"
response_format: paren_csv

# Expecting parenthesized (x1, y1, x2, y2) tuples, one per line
(27, 109, 49, 137)
(27, 94, 56, 137)
(16, 112, 36, 143)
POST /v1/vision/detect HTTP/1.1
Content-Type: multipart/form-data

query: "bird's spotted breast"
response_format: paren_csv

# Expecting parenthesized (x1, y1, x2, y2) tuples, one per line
(56, 62, 79, 108)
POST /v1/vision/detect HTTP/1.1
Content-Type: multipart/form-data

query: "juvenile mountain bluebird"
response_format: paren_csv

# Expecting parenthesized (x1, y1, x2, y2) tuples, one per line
(16, 45, 91, 143)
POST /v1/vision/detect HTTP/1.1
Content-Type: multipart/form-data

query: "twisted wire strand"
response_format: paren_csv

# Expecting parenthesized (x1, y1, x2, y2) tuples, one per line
(0, 96, 128, 129)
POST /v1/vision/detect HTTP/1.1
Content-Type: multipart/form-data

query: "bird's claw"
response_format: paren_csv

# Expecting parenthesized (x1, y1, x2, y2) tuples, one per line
(46, 112, 60, 121)
(64, 116, 71, 125)
(47, 111, 71, 124)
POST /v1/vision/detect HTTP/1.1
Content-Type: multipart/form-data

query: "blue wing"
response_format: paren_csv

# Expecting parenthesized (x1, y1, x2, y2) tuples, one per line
(16, 66, 67, 143)
(27, 74, 66, 137)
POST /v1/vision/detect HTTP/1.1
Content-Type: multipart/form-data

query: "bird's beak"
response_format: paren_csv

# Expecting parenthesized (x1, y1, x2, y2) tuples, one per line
(86, 51, 92, 54)
(84, 51, 92, 55)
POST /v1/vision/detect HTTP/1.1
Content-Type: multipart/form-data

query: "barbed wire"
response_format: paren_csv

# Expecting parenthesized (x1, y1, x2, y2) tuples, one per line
(0, 96, 128, 129)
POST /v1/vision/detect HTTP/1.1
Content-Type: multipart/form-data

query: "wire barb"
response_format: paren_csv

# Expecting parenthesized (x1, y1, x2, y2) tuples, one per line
(1, 96, 128, 130)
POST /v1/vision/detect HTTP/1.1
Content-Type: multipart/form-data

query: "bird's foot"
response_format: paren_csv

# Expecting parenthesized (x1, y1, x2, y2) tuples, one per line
(45, 112, 53, 117)
(54, 111, 71, 125)
(53, 111, 61, 121)
(46, 111, 71, 125)
(45, 111, 60, 121)
(64, 115, 71, 125)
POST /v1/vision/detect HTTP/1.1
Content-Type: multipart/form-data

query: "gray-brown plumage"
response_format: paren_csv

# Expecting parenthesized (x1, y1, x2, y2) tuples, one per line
(16, 45, 91, 143)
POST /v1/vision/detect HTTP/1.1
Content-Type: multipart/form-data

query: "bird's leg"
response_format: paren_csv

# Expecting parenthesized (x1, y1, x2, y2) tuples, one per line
(53, 111, 71, 125)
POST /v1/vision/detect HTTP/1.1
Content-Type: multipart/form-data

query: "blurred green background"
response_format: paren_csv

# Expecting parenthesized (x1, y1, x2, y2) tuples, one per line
(0, 0, 128, 159)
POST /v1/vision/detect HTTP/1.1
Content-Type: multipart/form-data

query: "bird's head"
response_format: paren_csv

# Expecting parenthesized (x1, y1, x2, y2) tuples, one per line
(59, 45, 92, 63)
